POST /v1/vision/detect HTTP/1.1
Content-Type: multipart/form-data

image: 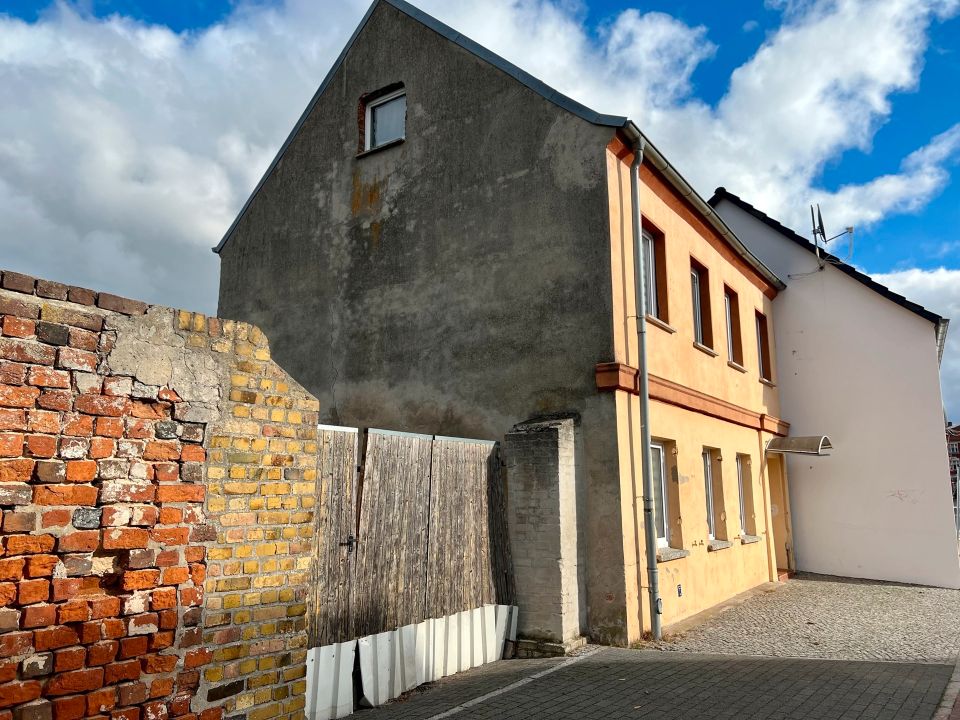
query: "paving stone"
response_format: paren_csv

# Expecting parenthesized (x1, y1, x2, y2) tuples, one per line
(362, 574, 960, 720)
(365, 648, 955, 720)
(654, 573, 960, 664)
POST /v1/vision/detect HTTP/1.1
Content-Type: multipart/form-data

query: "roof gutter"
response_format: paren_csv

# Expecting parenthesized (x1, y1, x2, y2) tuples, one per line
(936, 319, 950, 367)
(621, 122, 785, 291)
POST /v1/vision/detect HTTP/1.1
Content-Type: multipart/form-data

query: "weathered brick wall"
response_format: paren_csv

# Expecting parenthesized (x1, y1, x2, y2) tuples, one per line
(0, 271, 318, 720)
(171, 312, 317, 720)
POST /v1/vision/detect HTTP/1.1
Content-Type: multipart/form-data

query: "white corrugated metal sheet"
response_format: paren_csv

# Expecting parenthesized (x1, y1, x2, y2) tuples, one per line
(305, 639, 357, 720)
(306, 605, 518, 718)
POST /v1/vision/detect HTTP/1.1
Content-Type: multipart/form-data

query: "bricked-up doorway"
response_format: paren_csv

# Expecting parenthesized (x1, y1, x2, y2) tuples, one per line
(308, 427, 514, 647)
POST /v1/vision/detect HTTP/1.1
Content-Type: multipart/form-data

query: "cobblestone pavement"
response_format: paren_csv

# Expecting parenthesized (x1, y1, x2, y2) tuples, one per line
(655, 574, 960, 663)
(361, 648, 955, 719)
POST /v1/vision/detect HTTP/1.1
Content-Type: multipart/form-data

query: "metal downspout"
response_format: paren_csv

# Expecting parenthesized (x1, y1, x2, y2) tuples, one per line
(630, 139, 662, 640)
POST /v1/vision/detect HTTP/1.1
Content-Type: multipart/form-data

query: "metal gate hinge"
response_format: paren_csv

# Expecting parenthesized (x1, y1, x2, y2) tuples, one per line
(339, 535, 357, 553)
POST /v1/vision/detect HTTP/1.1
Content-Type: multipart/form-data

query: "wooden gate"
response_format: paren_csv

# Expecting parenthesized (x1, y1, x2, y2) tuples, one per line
(308, 426, 359, 648)
(308, 428, 514, 646)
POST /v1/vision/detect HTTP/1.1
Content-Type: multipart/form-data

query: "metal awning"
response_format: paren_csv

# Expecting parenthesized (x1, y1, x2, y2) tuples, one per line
(765, 436, 833, 456)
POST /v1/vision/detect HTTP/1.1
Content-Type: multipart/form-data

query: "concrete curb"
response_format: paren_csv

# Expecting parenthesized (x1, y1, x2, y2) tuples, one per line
(933, 655, 960, 720)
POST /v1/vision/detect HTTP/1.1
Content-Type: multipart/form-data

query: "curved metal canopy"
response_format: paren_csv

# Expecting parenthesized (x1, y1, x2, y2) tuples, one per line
(765, 436, 833, 456)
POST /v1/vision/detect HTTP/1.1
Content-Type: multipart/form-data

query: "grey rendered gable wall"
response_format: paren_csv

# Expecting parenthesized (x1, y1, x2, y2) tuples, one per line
(213, 0, 628, 254)
(217, 2, 634, 642)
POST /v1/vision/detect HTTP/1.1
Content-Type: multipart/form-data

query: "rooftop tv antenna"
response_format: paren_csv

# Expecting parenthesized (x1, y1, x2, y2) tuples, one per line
(810, 203, 854, 269)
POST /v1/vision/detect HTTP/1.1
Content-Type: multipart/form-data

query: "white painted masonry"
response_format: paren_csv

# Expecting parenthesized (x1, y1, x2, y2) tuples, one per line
(714, 194, 960, 589)
(504, 417, 583, 644)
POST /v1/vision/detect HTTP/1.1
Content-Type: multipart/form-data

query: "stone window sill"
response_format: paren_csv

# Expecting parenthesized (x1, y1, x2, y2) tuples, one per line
(356, 137, 405, 158)
(656, 547, 690, 563)
(707, 539, 732, 552)
(693, 342, 718, 358)
(759, 377, 777, 388)
(740, 534, 761, 545)
(727, 360, 747, 374)
(646, 315, 676, 334)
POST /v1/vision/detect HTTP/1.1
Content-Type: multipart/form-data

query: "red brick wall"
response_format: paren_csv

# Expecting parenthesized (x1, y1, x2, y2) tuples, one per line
(0, 276, 219, 720)
(0, 271, 318, 720)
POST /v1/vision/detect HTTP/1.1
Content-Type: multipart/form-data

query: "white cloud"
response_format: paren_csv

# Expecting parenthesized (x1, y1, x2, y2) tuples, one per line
(0, 0, 958, 330)
(793, 123, 960, 239)
(872, 268, 960, 419)
(0, 0, 372, 311)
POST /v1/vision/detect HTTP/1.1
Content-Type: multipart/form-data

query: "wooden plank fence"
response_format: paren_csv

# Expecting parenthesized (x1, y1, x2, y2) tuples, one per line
(350, 431, 432, 638)
(308, 428, 514, 647)
(308, 427, 358, 648)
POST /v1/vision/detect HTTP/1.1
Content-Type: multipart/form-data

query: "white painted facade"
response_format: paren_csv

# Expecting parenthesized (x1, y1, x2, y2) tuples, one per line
(714, 196, 960, 589)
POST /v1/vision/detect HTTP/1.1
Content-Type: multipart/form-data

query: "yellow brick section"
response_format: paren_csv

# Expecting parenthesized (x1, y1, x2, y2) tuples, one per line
(178, 311, 317, 720)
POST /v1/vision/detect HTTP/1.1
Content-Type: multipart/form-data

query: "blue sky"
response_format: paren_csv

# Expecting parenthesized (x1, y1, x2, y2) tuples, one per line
(5, 0, 956, 277)
(2, 0, 960, 414)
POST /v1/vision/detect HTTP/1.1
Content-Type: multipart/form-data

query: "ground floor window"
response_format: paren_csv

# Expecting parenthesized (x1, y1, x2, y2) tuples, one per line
(703, 448, 727, 541)
(736, 454, 756, 536)
(703, 449, 716, 539)
(651, 443, 668, 547)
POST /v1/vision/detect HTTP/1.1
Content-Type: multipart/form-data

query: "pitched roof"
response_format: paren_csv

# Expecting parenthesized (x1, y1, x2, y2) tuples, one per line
(709, 187, 949, 360)
(212, 0, 785, 291)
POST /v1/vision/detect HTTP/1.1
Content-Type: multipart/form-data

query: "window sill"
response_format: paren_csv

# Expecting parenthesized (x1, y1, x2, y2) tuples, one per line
(759, 377, 777, 388)
(740, 534, 761, 545)
(356, 137, 405, 158)
(727, 360, 747, 374)
(645, 315, 676, 334)
(656, 547, 690, 563)
(693, 342, 718, 358)
(707, 539, 733, 552)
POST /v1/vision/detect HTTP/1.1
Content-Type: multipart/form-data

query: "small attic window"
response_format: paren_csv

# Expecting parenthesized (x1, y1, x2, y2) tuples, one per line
(362, 85, 406, 152)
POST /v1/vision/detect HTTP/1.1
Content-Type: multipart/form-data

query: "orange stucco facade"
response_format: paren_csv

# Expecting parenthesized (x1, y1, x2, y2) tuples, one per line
(602, 137, 793, 640)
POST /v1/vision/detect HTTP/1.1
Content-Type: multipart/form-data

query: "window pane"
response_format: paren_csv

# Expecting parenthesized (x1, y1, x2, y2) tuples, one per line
(642, 233, 658, 318)
(725, 293, 734, 359)
(756, 313, 770, 379)
(703, 450, 714, 538)
(371, 94, 406, 148)
(737, 457, 746, 535)
(691, 269, 702, 344)
(651, 445, 666, 541)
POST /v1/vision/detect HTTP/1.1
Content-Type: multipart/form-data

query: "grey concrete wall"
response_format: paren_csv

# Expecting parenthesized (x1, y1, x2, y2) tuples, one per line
(218, 3, 632, 642)
(504, 417, 582, 644)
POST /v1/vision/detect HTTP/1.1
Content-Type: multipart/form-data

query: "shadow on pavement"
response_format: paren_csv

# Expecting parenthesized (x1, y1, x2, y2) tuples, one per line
(364, 648, 953, 720)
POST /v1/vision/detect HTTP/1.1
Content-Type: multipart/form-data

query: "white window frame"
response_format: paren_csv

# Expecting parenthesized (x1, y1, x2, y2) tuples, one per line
(691, 267, 704, 345)
(651, 443, 669, 548)
(364, 88, 406, 151)
(703, 449, 715, 540)
(642, 231, 658, 319)
(736, 455, 747, 536)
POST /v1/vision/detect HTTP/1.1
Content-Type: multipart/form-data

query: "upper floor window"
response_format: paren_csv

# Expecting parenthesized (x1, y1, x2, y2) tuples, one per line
(756, 311, 772, 381)
(363, 86, 406, 152)
(690, 259, 713, 349)
(724, 286, 743, 366)
(641, 228, 669, 323)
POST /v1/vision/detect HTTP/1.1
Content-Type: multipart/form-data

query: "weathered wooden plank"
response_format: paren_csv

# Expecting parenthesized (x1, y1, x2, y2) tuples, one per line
(486, 448, 515, 606)
(309, 427, 358, 647)
(425, 438, 512, 618)
(313, 429, 515, 644)
(350, 430, 432, 637)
